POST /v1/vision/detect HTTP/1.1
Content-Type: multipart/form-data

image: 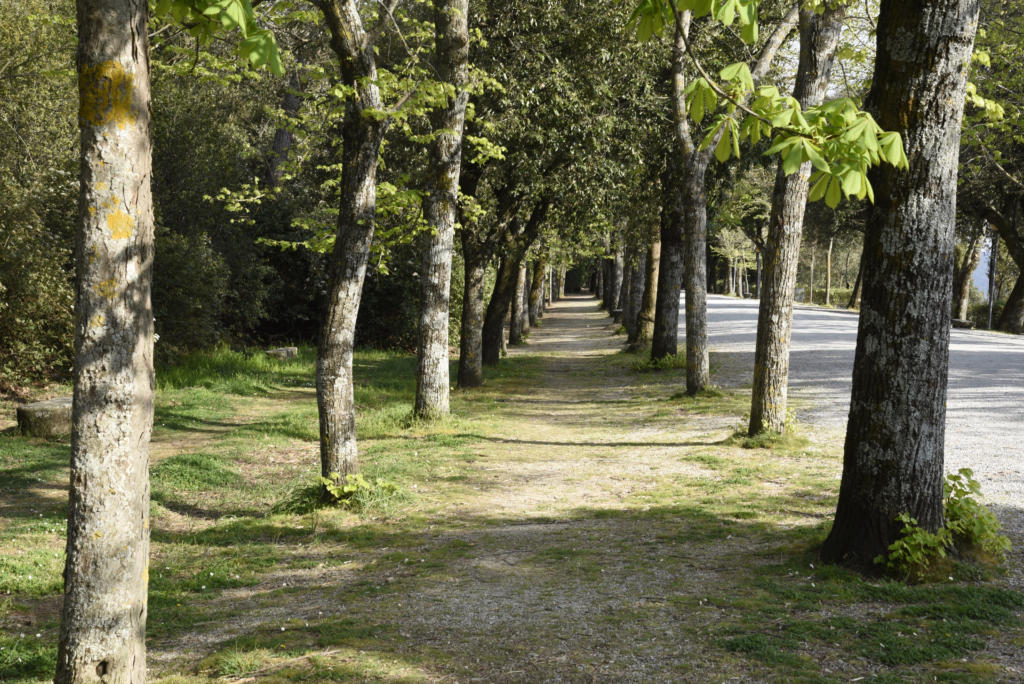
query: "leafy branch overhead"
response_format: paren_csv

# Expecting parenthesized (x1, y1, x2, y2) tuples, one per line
(629, 0, 909, 208)
(151, 0, 284, 75)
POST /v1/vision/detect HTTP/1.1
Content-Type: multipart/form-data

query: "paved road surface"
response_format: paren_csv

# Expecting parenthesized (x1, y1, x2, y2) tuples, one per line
(681, 295, 1024, 509)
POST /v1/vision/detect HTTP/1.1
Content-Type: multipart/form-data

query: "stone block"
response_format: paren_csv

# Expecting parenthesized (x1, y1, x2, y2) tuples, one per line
(266, 346, 299, 360)
(17, 396, 72, 438)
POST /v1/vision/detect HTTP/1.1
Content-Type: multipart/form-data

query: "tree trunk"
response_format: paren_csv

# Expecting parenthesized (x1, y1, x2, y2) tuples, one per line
(625, 252, 646, 342)
(559, 266, 566, 298)
(314, 0, 388, 480)
(652, 159, 685, 359)
(528, 256, 546, 325)
(56, 1, 154, 681)
(669, 7, 798, 393)
(637, 233, 660, 343)
(414, 0, 469, 419)
(727, 258, 736, 295)
(847, 255, 863, 309)
(457, 251, 486, 387)
(821, 0, 979, 569)
(998, 275, 1024, 333)
(807, 236, 816, 304)
(953, 226, 983, 320)
(611, 249, 625, 316)
(509, 262, 528, 344)
(483, 256, 517, 365)
(825, 236, 834, 306)
(269, 70, 302, 185)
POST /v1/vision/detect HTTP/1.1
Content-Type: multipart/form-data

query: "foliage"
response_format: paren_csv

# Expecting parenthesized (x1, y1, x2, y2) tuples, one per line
(320, 472, 404, 513)
(875, 469, 1011, 582)
(630, 0, 908, 208)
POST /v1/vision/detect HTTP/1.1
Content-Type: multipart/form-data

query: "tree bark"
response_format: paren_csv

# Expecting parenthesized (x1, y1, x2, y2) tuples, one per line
(668, 7, 799, 392)
(528, 255, 546, 325)
(821, 0, 979, 568)
(847, 255, 863, 309)
(315, 0, 388, 479)
(637, 231, 660, 343)
(458, 248, 486, 387)
(481, 198, 550, 364)
(953, 225, 983, 320)
(509, 262, 528, 345)
(825, 236, 834, 306)
(56, 1, 154, 680)
(748, 5, 846, 435)
(269, 70, 302, 185)
(611, 248, 625, 316)
(414, 0, 470, 419)
(625, 251, 646, 342)
(651, 160, 685, 359)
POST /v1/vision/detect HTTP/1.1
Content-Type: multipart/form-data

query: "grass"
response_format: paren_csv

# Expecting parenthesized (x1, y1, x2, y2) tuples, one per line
(1, 315, 1021, 683)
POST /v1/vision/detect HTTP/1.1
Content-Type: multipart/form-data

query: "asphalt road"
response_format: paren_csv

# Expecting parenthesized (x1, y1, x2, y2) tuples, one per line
(681, 294, 1024, 508)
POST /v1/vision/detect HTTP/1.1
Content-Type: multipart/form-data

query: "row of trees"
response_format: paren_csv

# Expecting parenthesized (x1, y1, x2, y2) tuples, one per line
(2, 0, 1000, 679)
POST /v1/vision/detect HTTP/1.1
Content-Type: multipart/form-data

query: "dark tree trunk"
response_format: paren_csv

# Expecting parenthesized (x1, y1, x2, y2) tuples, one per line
(637, 231, 660, 343)
(481, 198, 550, 363)
(652, 160, 685, 359)
(559, 266, 566, 298)
(57, 2, 154, 681)
(625, 251, 646, 342)
(998, 276, 1024, 333)
(415, 0, 469, 419)
(509, 262, 528, 345)
(269, 70, 302, 184)
(749, 5, 846, 435)
(528, 255, 546, 325)
(982, 207, 1024, 333)
(666, 8, 798, 393)
(952, 226, 983, 320)
(315, 0, 388, 479)
(458, 251, 486, 387)
(821, 0, 979, 568)
(847, 255, 863, 309)
(483, 256, 516, 365)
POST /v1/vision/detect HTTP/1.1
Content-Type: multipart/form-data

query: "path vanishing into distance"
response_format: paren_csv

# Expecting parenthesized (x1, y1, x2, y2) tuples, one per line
(683, 294, 1024, 516)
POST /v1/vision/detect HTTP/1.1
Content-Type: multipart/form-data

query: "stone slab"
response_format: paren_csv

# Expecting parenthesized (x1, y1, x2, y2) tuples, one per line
(17, 396, 72, 438)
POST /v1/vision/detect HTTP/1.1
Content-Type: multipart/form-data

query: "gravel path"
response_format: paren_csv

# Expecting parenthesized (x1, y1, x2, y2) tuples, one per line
(682, 294, 1024, 517)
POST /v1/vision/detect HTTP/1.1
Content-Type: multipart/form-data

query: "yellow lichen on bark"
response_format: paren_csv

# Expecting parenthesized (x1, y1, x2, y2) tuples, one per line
(79, 60, 135, 129)
(106, 209, 134, 239)
(95, 278, 118, 300)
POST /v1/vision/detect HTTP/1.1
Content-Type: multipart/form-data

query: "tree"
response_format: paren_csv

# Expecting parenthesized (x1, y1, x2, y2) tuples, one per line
(313, 0, 393, 479)
(56, 0, 154, 679)
(748, 4, 845, 434)
(650, 5, 799, 395)
(821, 0, 980, 568)
(415, 0, 471, 419)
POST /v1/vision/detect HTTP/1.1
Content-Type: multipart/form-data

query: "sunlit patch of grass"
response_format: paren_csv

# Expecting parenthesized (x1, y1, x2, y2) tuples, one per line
(157, 346, 316, 395)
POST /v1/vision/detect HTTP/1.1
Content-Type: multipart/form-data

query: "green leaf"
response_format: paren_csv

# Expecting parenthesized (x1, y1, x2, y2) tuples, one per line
(714, 122, 732, 162)
(841, 169, 863, 197)
(825, 176, 842, 208)
(802, 140, 828, 172)
(741, 19, 758, 45)
(782, 140, 804, 175)
(808, 172, 830, 202)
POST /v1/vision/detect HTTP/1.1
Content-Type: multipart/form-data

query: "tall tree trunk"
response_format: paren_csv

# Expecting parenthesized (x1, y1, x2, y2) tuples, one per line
(821, 0, 979, 568)
(315, 0, 388, 479)
(727, 258, 736, 295)
(652, 160, 685, 359)
(559, 266, 566, 298)
(528, 255, 546, 325)
(611, 249, 625, 315)
(56, 1, 154, 680)
(953, 225, 983, 320)
(458, 247, 486, 387)
(847, 255, 863, 309)
(415, 0, 470, 419)
(509, 262, 528, 344)
(998, 275, 1024, 333)
(269, 70, 302, 184)
(825, 236, 834, 306)
(669, 7, 798, 393)
(807, 236, 816, 303)
(636, 233, 660, 343)
(483, 256, 516, 365)
(625, 252, 645, 342)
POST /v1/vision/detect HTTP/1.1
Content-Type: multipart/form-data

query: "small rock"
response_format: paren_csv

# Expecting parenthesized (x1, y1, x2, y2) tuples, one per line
(952, 318, 974, 329)
(17, 397, 72, 438)
(266, 346, 298, 360)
